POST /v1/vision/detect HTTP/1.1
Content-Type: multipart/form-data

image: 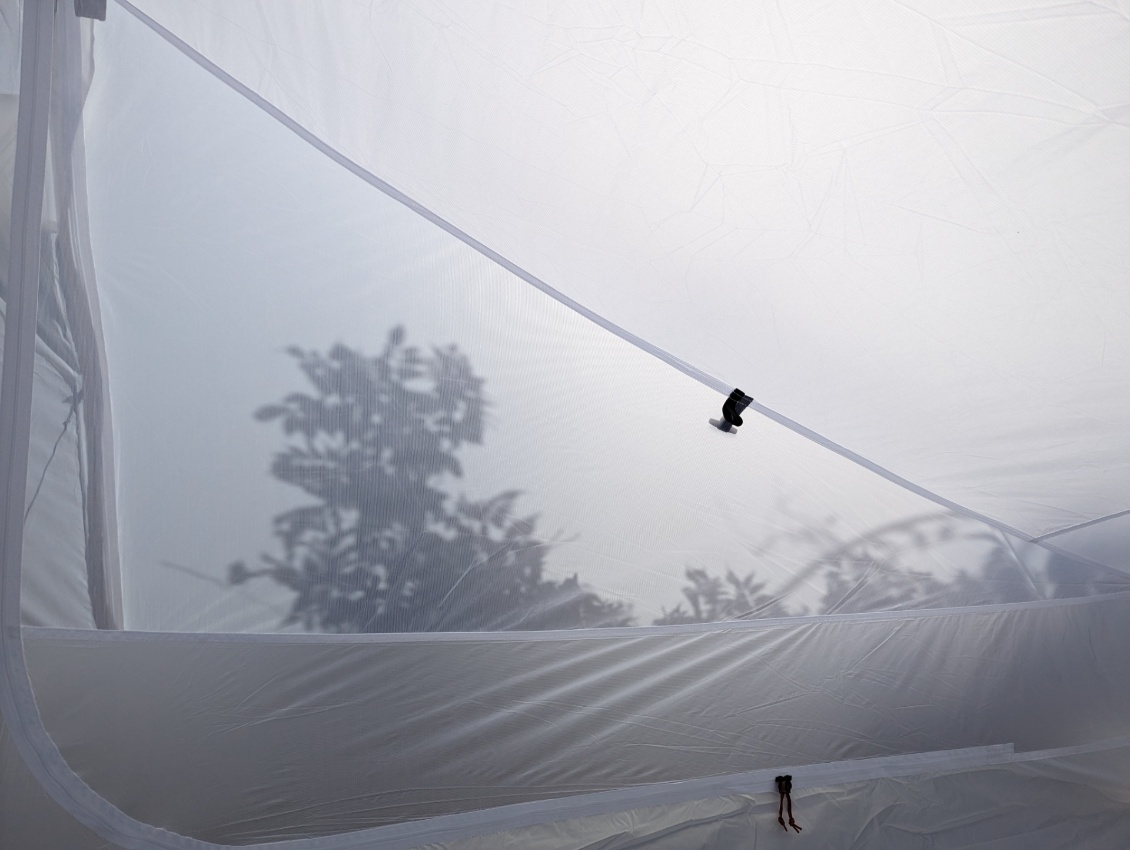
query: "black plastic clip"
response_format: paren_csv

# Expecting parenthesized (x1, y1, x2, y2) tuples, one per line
(712, 388, 752, 433)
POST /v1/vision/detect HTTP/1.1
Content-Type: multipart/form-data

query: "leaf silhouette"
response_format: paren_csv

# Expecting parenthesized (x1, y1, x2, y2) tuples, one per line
(232, 328, 633, 632)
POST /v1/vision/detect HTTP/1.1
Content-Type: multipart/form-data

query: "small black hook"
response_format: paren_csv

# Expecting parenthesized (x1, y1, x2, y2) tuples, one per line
(712, 388, 752, 433)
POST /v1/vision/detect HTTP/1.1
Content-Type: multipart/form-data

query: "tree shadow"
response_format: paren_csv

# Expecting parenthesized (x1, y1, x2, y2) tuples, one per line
(231, 330, 1128, 633)
(229, 327, 632, 632)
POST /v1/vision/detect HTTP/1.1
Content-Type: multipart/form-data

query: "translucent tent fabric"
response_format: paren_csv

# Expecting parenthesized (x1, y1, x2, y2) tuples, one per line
(123, 0, 1130, 560)
(78, 2, 1130, 634)
(17, 597, 1130, 841)
(0, 2, 1128, 850)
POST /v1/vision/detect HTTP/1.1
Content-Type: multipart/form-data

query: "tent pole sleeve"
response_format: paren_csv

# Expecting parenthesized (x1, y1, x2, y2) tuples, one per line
(0, 3, 150, 847)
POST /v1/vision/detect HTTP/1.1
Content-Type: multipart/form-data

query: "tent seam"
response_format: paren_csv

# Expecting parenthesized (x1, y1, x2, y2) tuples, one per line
(23, 587, 1130, 645)
(1032, 508, 1130, 542)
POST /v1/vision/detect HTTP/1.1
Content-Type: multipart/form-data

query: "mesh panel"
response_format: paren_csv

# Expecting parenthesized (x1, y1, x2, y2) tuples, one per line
(82, 7, 1129, 636)
(124, 0, 1130, 552)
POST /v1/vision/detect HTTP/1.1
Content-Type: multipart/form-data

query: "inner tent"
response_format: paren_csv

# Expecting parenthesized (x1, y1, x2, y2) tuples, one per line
(1, 1, 1129, 848)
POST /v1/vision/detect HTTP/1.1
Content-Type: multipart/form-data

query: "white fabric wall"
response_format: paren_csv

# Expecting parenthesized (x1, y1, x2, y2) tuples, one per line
(25, 593, 1130, 842)
(81, 5, 1130, 635)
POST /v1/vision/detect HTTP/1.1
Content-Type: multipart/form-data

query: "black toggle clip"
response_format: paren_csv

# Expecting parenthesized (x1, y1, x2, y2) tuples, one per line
(776, 774, 802, 833)
(711, 388, 752, 433)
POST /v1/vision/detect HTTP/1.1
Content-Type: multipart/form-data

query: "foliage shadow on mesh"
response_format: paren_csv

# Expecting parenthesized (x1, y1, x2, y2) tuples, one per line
(230, 327, 631, 632)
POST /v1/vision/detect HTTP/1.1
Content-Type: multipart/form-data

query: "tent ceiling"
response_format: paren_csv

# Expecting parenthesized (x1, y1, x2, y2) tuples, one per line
(122, 0, 1130, 562)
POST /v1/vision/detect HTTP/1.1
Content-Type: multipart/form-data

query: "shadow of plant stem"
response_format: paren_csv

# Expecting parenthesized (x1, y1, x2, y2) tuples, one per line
(229, 327, 632, 632)
(654, 511, 1130, 625)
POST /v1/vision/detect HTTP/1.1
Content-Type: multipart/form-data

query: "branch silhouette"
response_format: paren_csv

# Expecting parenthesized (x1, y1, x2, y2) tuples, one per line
(655, 512, 1130, 625)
